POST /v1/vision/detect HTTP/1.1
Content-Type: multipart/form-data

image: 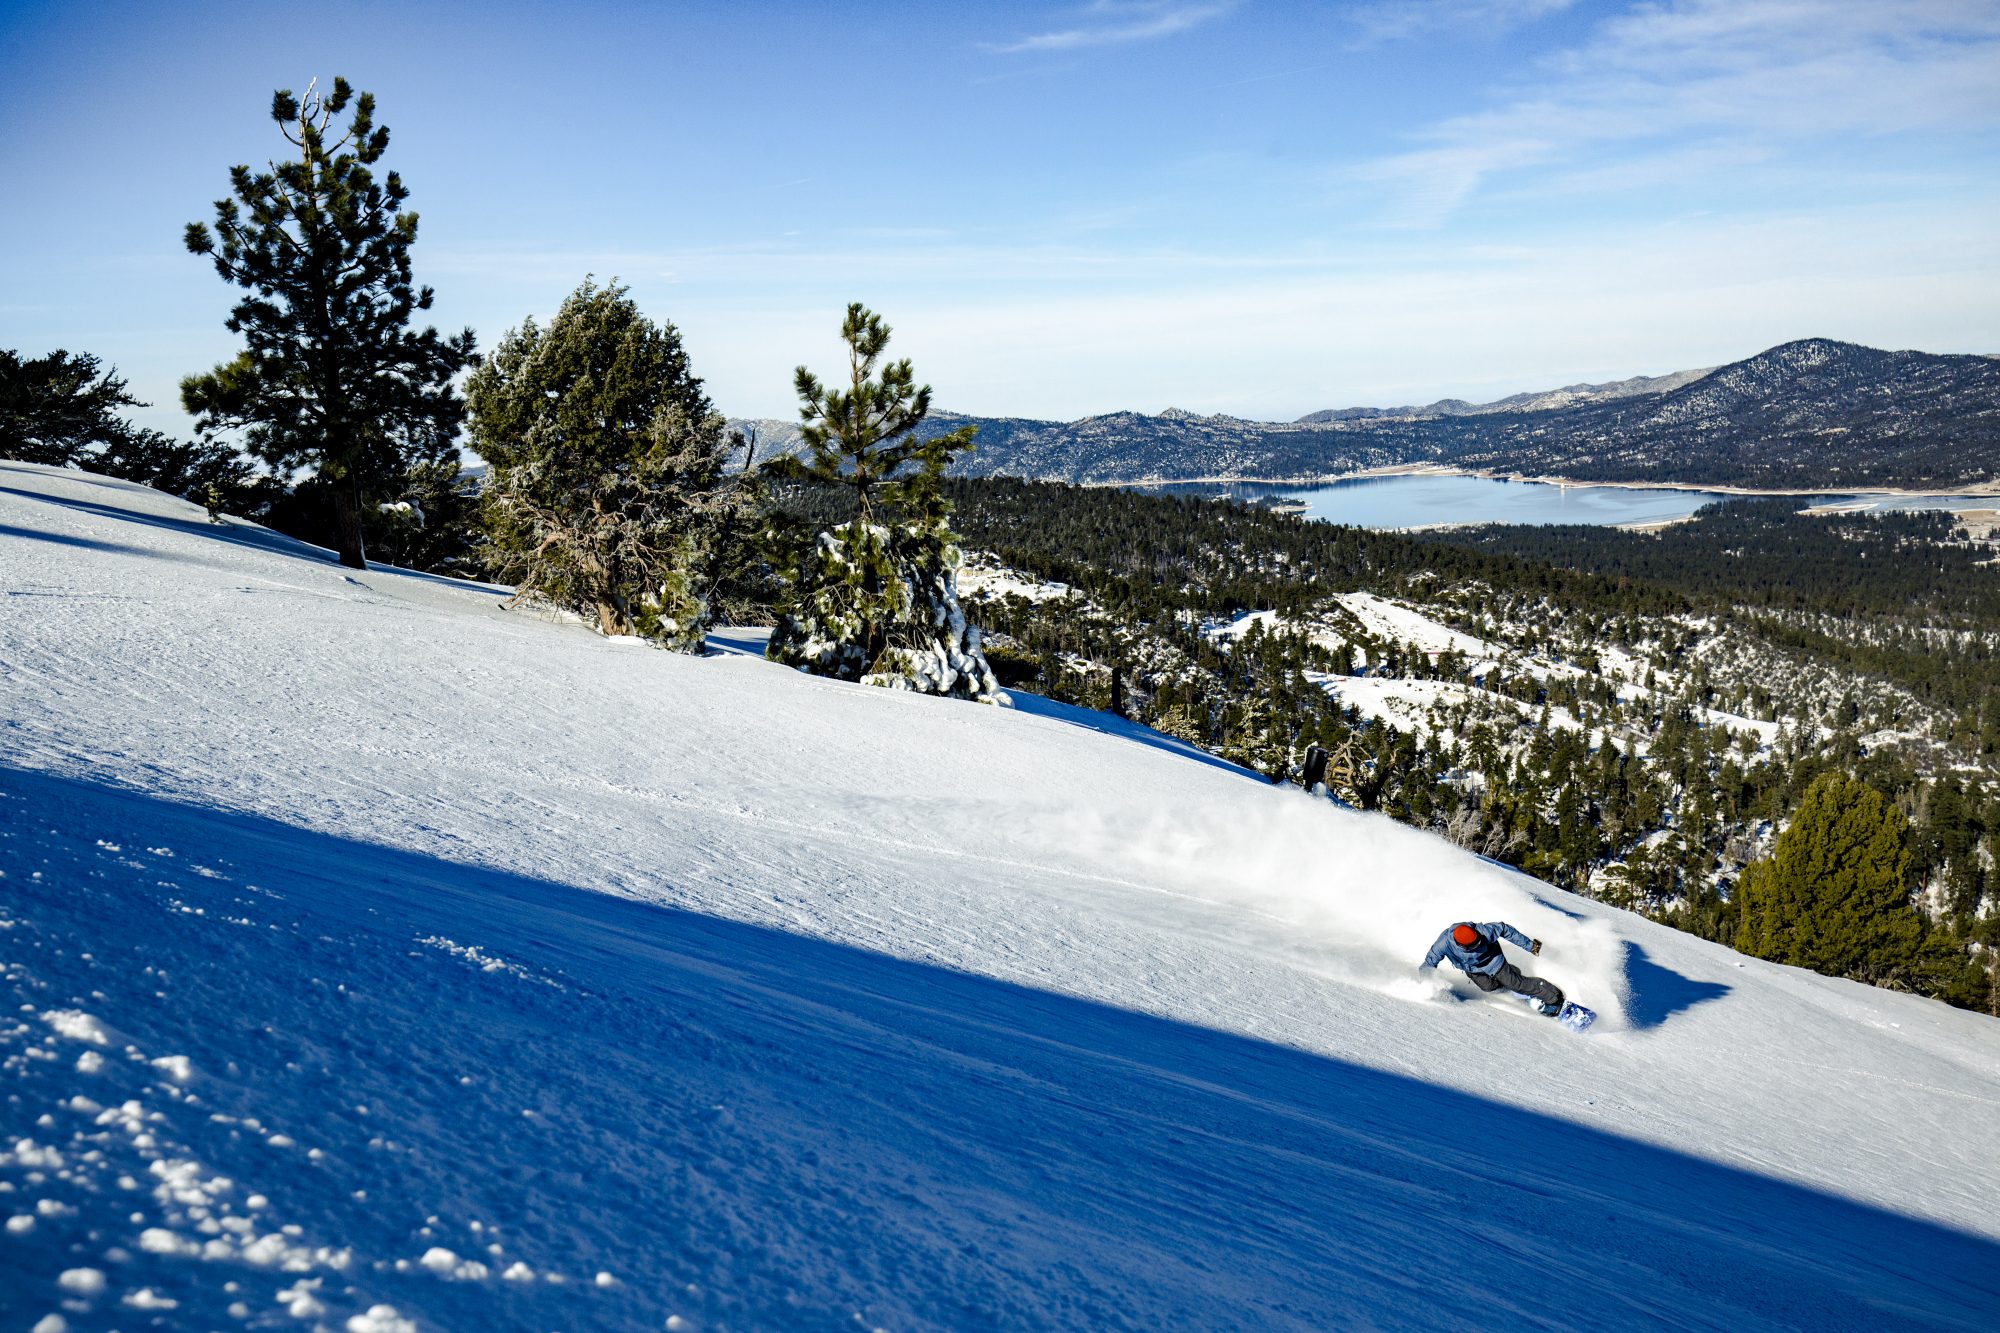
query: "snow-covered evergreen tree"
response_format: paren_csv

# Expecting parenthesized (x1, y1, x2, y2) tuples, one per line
(768, 304, 999, 701)
(773, 518, 998, 699)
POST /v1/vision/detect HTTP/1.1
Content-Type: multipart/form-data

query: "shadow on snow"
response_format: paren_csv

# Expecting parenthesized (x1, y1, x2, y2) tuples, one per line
(1003, 689, 1265, 782)
(1623, 939, 1733, 1030)
(0, 477, 507, 598)
(0, 519, 161, 559)
(0, 764, 1990, 1332)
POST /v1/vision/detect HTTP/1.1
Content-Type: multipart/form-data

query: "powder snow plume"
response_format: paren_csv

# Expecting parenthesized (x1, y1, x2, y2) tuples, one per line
(1032, 784, 1633, 1028)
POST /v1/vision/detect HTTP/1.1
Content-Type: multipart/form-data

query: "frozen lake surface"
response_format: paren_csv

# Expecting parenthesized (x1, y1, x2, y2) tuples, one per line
(1138, 472, 1994, 529)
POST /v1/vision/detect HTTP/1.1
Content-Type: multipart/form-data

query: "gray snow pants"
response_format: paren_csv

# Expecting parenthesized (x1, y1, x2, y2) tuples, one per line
(1471, 962, 1563, 1015)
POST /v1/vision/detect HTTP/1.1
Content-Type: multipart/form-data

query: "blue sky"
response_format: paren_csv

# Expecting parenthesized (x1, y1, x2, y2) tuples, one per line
(3, 0, 1997, 430)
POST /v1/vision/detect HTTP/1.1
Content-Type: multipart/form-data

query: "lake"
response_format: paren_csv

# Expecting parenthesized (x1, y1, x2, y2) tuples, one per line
(1133, 473, 1995, 531)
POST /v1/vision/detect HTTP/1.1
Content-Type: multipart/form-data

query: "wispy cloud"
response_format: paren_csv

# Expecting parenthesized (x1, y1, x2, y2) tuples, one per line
(419, 188, 2000, 418)
(655, 201, 1998, 418)
(990, 1, 1239, 55)
(1357, 0, 2000, 225)
(1347, 0, 1578, 47)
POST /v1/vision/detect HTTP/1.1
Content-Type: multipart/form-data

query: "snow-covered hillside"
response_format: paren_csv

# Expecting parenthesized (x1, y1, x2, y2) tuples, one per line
(3, 461, 1999, 1331)
(1204, 595, 1780, 763)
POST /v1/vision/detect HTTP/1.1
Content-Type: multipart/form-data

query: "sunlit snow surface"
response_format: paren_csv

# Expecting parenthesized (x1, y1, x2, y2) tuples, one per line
(3, 460, 1999, 1330)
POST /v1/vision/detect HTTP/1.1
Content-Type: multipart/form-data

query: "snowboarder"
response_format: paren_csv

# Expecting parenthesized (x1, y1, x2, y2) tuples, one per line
(1422, 921, 1564, 1017)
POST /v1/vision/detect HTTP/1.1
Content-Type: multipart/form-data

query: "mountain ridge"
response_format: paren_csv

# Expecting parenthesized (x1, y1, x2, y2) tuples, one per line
(1293, 364, 1717, 423)
(730, 339, 2000, 490)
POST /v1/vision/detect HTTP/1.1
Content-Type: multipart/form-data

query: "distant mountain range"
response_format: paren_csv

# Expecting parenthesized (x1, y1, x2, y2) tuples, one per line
(732, 339, 2000, 492)
(1292, 366, 1716, 423)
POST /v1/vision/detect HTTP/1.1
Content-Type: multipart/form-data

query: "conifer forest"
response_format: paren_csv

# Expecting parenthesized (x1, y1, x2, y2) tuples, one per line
(920, 479, 2000, 1013)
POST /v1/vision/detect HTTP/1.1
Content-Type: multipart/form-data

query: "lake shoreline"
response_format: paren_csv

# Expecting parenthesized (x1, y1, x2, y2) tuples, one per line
(1099, 462, 2000, 501)
(1113, 467, 2000, 533)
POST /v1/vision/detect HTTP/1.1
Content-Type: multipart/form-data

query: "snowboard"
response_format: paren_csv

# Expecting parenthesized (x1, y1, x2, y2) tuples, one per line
(1490, 992, 1593, 1031)
(1556, 1000, 1596, 1034)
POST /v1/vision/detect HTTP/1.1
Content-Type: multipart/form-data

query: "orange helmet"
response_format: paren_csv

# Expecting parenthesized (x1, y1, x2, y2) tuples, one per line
(1452, 924, 1480, 947)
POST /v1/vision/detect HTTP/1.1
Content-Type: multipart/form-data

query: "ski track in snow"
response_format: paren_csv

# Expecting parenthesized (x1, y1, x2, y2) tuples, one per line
(3, 461, 2000, 1330)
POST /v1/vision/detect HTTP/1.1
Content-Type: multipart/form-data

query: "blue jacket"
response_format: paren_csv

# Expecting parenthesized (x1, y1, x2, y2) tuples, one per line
(1422, 922, 1533, 976)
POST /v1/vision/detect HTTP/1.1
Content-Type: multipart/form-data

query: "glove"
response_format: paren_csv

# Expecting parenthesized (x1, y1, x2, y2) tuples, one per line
(1530, 938, 1542, 955)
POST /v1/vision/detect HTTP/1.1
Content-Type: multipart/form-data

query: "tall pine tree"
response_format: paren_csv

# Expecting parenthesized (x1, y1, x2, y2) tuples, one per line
(1735, 771, 1928, 985)
(183, 77, 474, 568)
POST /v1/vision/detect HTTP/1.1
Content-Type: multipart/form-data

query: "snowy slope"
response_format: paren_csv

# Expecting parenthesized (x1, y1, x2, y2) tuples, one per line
(1329, 594, 1781, 747)
(3, 461, 1999, 1332)
(1213, 598, 1775, 757)
(1335, 592, 1499, 663)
